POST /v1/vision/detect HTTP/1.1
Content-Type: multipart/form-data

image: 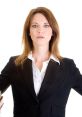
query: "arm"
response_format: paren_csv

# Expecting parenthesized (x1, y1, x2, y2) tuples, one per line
(0, 56, 16, 93)
(70, 59, 82, 95)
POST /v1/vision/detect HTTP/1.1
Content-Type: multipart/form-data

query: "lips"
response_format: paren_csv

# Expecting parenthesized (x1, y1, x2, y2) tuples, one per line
(37, 36, 44, 38)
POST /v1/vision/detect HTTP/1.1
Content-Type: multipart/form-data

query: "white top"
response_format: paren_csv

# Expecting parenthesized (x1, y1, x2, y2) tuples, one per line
(28, 52, 60, 95)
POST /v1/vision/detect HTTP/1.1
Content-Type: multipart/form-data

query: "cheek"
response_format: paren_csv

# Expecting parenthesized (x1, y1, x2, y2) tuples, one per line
(29, 31, 37, 42)
(46, 30, 53, 38)
(29, 30, 35, 38)
(48, 29, 53, 36)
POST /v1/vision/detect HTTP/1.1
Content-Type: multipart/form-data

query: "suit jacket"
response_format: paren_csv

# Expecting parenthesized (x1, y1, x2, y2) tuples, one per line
(0, 57, 82, 117)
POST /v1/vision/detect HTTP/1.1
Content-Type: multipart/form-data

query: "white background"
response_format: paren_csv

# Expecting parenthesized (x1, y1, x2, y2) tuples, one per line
(0, 0, 82, 117)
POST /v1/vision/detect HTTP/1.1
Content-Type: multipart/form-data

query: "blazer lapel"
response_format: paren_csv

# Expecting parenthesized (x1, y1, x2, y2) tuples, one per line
(38, 59, 60, 98)
(22, 59, 38, 101)
(22, 58, 61, 101)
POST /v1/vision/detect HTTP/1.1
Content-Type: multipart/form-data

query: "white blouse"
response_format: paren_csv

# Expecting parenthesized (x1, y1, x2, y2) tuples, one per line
(28, 53, 60, 95)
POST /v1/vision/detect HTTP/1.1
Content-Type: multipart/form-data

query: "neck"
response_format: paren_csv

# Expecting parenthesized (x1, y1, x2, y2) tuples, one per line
(32, 46, 50, 62)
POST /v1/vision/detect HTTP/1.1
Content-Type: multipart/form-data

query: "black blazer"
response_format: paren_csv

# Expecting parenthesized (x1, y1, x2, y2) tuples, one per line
(0, 57, 82, 117)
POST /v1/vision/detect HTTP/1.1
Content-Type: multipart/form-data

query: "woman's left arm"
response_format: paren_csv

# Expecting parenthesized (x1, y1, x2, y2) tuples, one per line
(71, 60, 82, 95)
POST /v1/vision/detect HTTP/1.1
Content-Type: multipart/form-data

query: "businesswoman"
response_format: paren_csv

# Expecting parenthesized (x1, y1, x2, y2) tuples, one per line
(0, 7, 82, 117)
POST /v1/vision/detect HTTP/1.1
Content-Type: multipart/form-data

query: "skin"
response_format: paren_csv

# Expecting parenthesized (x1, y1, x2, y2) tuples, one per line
(29, 13, 53, 70)
(0, 96, 3, 109)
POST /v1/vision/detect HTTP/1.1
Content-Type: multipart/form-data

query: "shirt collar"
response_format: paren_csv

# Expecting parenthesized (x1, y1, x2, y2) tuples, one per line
(28, 52, 60, 64)
(50, 54, 60, 64)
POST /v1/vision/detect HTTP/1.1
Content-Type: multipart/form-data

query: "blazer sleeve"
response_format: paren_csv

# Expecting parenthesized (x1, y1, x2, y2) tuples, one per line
(0, 57, 16, 94)
(70, 59, 82, 95)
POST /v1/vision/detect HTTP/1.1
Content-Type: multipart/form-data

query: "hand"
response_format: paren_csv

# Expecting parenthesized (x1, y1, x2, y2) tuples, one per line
(0, 96, 4, 109)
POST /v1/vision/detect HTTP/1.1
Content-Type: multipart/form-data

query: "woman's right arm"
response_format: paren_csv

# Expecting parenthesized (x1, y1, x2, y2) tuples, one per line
(0, 57, 16, 93)
(0, 57, 16, 110)
(0, 57, 17, 111)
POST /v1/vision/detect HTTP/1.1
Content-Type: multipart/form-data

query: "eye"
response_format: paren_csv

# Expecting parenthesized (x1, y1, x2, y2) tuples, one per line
(31, 24, 38, 28)
(44, 24, 50, 28)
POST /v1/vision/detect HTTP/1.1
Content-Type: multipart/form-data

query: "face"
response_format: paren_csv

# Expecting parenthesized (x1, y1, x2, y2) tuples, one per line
(29, 13, 53, 47)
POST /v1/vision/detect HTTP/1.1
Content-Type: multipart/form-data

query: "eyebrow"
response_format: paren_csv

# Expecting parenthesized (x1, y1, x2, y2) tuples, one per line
(31, 22, 49, 25)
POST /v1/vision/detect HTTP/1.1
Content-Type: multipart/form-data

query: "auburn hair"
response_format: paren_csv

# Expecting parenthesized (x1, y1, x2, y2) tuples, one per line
(15, 7, 62, 66)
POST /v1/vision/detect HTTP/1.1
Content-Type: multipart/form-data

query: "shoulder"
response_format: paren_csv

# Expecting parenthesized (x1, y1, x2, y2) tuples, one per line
(4, 55, 19, 68)
(60, 57, 76, 69)
(1, 56, 19, 73)
(9, 55, 19, 61)
(61, 57, 74, 64)
(6, 56, 18, 65)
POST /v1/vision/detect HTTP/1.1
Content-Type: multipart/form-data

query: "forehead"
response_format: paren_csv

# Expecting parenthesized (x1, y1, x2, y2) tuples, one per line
(31, 13, 48, 23)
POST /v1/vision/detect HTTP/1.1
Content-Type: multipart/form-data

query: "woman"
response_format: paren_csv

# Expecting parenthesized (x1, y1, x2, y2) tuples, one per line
(0, 7, 82, 117)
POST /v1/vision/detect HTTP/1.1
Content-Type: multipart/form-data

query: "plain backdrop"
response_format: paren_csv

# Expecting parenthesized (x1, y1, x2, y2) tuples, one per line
(0, 0, 82, 117)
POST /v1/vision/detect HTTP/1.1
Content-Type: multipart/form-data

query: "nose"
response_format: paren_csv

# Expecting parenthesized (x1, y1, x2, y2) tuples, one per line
(37, 26, 43, 33)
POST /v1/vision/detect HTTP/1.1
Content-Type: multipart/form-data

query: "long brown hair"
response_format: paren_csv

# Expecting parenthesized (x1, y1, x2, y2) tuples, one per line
(15, 7, 62, 66)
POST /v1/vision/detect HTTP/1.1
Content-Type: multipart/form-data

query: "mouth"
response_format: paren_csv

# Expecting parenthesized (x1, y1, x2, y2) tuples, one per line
(37, 36, 44, 39)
